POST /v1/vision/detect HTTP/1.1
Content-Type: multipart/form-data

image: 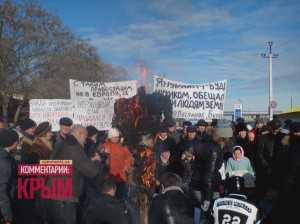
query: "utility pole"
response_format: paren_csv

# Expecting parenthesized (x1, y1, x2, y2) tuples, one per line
(261, 41, 278, 120)
(291, 96, 293, 112)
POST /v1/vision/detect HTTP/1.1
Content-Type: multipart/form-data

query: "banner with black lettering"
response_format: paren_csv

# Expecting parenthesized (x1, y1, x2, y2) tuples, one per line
(29, 99, 74, 131)
(69, 79, 138, 130)
(153, 75, 227, 120)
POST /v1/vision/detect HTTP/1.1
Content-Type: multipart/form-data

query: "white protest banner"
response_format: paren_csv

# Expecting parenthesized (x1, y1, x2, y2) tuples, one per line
(29, 99, 74, 131)
(69, 79, 138, 130)
(69, 79, 138, 101)
(153, 75, 227, 120)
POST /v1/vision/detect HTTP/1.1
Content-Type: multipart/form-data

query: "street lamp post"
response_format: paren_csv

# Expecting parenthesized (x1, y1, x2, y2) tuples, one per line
(261, 41, 278, 121)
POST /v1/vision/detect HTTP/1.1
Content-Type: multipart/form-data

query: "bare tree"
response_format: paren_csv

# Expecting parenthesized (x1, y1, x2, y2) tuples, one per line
(0, 0, 127, 122)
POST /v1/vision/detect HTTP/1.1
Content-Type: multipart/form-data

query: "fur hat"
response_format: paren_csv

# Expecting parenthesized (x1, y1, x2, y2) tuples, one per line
(108, 128, 120, 139)
(0, 129, 19, 148)
(196, 119, 208, 127)
(20, 118, 37, 131)
(34, 122, 52, 137)
(59, 117, 73, 126)
(187, 125, 197, 133)
(182, 121, 192, 127)
(235, 123, 247, 133)
(86, 125, 98, 138)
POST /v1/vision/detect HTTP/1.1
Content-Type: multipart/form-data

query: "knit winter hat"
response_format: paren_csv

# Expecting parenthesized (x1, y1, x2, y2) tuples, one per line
(108, 128, 120, 139)
(34, 122, 52, 137)
(0, 129, 19, 147)
(20, 118, 37, 131)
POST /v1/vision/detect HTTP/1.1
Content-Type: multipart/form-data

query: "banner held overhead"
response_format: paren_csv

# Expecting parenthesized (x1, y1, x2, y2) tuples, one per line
(29, 99, 74, 131)
(153, 75, 227, 120)
(69, 79, 138, 130)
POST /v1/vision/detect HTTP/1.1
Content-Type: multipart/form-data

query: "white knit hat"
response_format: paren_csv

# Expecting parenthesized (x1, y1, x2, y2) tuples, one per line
(108, 128, 120, 139)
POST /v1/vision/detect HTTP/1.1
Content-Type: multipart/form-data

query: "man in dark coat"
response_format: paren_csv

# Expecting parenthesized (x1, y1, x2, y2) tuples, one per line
(190, 140, 221, 223)
(195, 119, 210, 142)
(234, 122, 248, 151)
(19, 118, 37, 163)
(149, 172, 194, 224)
(84, 179, 129, 224)
(264, 122, 300, 224)
(0, 129, 19, 224)
(167, 120, 181, 144)
(176, 126, 198, 189)
(52, 117, 73, 149)
(46, 125, 101, 224)
(84, 125, 99, 158)
(154, 125, 176, 157)
(255, 119, 282, 199)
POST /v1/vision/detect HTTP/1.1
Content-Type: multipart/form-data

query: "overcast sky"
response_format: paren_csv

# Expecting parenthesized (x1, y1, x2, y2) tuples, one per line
(38, 0, 300, 112)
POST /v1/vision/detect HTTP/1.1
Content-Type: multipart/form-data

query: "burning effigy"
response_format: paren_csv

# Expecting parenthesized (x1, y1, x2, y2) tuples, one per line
(113, 86, 172, 224)
(113, 86, 172, 147)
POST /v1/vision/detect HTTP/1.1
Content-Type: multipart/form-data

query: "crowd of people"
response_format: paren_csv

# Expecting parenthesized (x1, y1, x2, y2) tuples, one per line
(0, 115, 299, 224)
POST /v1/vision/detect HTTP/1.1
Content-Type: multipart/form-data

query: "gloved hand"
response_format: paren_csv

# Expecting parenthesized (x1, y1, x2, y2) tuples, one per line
(201, 200, 211, 212)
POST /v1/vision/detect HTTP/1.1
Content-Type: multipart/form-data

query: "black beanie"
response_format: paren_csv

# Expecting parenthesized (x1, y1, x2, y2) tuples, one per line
(20, 119, 37, 131)
(86, 125, 98, 138)
(0, 129, 19, 148)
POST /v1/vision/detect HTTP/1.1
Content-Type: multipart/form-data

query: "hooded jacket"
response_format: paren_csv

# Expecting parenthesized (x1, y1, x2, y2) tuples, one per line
(149, 186, 194, 224)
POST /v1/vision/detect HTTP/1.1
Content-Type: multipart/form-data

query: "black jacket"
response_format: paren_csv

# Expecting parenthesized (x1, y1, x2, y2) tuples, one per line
(190, 141, 222, 200)
(50, 135, 99, 202)
(175, 138, 198, 180)
(154, 137, 176, 157)
(149, 187, 194, 224)
(0, 148, 16, 221)
(85, 194, 129, 224)
(20, 132, 35, 164)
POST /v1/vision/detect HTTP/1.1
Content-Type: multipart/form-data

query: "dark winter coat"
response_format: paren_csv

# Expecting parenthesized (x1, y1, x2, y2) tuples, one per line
(84, 138, 98, 158)
(256, 133, 275, 175)
(20, 132, 35, 164)
(176, 138, 198, 182)
(190, 141, 222, 200)
(85, 194, 129, 224)
(244, 140, 257, 164)
(50, 135, 99, 202)
(197, 131, 211, 143)
(154, 137, 176, 157)
(149, 187, 194, 224)
(30, 138, 53, 163)
(0, 148, 16, 221)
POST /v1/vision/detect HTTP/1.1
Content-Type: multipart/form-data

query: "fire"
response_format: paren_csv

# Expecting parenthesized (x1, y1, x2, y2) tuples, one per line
(139, 147, 156, 189)
(139, 63, 148, 90)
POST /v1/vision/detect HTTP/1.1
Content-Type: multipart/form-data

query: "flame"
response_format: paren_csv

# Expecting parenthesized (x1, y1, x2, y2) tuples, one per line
(139, 63, 148, 90)
(139, 147, 156, 189)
